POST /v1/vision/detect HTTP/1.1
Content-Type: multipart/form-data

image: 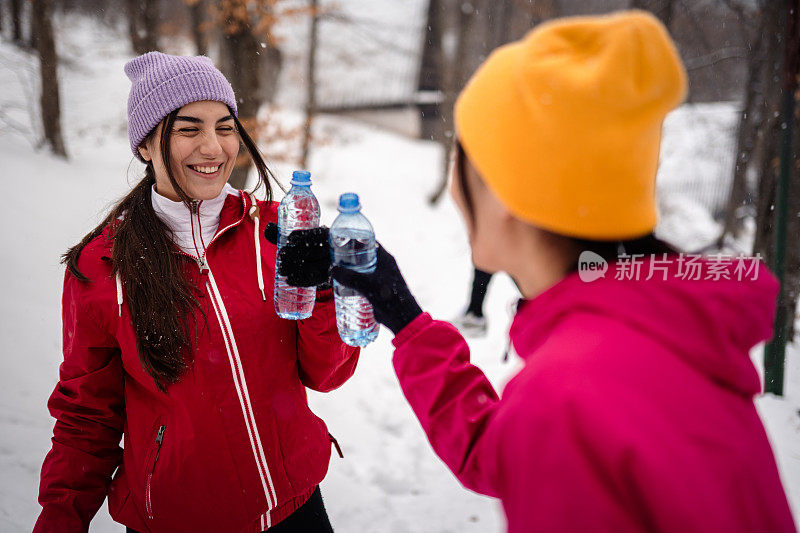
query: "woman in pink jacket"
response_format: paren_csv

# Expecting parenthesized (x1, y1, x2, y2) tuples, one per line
(281, 10, 796, 533)
(35, 52, 358, 533)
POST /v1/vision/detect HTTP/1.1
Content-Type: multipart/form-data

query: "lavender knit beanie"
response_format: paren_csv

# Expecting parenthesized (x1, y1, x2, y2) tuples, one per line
(125, 51, 238, 160)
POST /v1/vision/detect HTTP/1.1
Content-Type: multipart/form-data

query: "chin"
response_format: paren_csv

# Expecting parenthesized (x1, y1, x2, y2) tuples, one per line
(470, 250, 498, 275)
(187, 179, 228, 201)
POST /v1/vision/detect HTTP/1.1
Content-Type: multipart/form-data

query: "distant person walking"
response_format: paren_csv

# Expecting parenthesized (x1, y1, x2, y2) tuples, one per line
(280, 10, 796, 532)
(452, 267, 492, 336)
(34, 52, 356, 532)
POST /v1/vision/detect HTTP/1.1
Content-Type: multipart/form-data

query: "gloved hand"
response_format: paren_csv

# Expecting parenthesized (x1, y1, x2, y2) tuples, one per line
(264, 222, 332, 288)
(331, 244, 423, 335)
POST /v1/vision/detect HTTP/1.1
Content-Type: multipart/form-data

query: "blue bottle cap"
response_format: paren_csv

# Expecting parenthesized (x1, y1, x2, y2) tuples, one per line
(338, 193, 361, 213)
(291, 170, 312, 185)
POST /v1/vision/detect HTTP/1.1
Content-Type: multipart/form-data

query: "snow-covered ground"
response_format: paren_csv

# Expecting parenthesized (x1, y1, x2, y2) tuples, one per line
(1, 12, 798, 533)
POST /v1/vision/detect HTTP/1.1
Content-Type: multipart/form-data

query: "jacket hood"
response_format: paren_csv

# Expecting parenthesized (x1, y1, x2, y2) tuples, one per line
(510, 256, 779, 397)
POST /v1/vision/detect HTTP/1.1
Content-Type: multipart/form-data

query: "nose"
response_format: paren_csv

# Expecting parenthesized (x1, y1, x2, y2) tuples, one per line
(198, 129, 223, 157)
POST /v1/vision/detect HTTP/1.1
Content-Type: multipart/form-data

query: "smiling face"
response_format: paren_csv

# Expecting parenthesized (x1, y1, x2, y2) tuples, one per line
(138, 100, 239, 201)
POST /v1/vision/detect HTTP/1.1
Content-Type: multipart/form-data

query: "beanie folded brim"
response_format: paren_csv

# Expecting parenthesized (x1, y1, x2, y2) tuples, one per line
(129, 70, 238, 159)
(125, 52, 239, 160)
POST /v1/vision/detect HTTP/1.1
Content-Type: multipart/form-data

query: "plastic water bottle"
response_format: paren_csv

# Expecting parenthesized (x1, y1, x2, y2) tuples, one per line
(274, 170, 320, 320)
(330, 193, 379, 347)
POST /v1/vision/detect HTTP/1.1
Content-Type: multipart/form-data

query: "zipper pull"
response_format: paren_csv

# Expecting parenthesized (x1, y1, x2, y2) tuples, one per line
(191, 200, 199, 214)
(197, 256, 208, 272)
(155, 425, 166, 445)
(154, 425, 166, 462)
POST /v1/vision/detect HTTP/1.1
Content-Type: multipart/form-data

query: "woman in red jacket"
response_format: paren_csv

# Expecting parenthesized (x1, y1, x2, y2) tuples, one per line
(35, 52, 358, 533)
(281, 10, 796, 533)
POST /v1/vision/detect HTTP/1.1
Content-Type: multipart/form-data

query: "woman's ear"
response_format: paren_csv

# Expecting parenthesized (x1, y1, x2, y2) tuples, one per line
(138, 122, 163, 163)
(138, 144, 152, 162)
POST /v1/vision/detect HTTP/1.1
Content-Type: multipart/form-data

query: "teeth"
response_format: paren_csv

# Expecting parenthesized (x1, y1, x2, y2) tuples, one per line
(191, 164, 221, 174)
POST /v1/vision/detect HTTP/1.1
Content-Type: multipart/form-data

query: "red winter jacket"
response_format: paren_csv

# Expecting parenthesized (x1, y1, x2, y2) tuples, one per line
(35, 192, 359, 533)
(392, 257, 795, 532)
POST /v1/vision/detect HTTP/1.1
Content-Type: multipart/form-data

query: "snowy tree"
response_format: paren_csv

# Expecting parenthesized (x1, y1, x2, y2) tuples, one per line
(212, 0, 304, 189)
(33, 0, 66, 157)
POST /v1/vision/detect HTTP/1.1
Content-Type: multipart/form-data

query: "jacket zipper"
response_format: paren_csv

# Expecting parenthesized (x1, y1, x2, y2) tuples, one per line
(145, 424, 166, 520)
(205, 265, 278, 511)
(172, 195, 279, 510)
(176, 194, 250, 272)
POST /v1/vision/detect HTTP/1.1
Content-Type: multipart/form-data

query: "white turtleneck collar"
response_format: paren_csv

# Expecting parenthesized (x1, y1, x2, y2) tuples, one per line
(151, 183, 239, 257)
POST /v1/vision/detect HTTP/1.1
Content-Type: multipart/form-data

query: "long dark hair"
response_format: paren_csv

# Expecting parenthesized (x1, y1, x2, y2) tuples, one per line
(63, 107, 276, 392)
(453, 141, 679, 268)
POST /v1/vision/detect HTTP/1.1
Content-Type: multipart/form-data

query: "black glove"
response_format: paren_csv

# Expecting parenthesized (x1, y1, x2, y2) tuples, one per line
(264, 222, 332, 288)
(331, 244, 423, 335)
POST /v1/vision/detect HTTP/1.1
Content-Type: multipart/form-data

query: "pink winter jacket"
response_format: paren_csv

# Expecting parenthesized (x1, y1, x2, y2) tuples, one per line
(392, 257, 796, 532)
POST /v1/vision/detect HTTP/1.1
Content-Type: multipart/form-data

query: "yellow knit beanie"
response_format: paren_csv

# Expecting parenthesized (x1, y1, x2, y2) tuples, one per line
(454, 10, 687, 240)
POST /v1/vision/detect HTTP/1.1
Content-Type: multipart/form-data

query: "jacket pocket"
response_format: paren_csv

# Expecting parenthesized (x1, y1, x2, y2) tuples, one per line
(144, 423, 166, 520)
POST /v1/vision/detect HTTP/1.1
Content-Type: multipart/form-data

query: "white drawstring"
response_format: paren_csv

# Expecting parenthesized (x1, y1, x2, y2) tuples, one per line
(116, 272, 123, 317)
(249, 193, 266, 301)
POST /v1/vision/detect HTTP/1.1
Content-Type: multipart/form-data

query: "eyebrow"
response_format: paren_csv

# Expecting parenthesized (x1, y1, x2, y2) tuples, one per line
(175, 114, 235, 124)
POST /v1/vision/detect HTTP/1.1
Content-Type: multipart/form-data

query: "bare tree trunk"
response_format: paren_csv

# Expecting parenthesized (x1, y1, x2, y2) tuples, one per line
(486, 0, 509, 49)
(188, 0, 208, 56)
(222, 22, 263, 189)
(29, 0, 38, 50)
(789, 81, 800, 340)
(262, 50, 282, 105)
(753, 1, 785, 261)
(754, 124, 780, 257)
(141, 0, 159, 53)
(719, 11, 765, 243)
(417, 0, 445, 143)
(428, 0, 486, 204)
(771, 0, 799, 350)
(11, 0, 22, 43)
(126, 0, 159, 54)
(753, 0, 800, 347)
(217, 1, 283, 190)
(300, 0, 318, 169)
(126, 0, 145, 53)
(33, 0, 66, 157)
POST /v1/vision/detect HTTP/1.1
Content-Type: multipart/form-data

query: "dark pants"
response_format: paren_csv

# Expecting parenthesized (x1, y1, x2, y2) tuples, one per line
(126, 486, 334, 533)
(466, 268, 492, 317)
(267, 487, 333, 532)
